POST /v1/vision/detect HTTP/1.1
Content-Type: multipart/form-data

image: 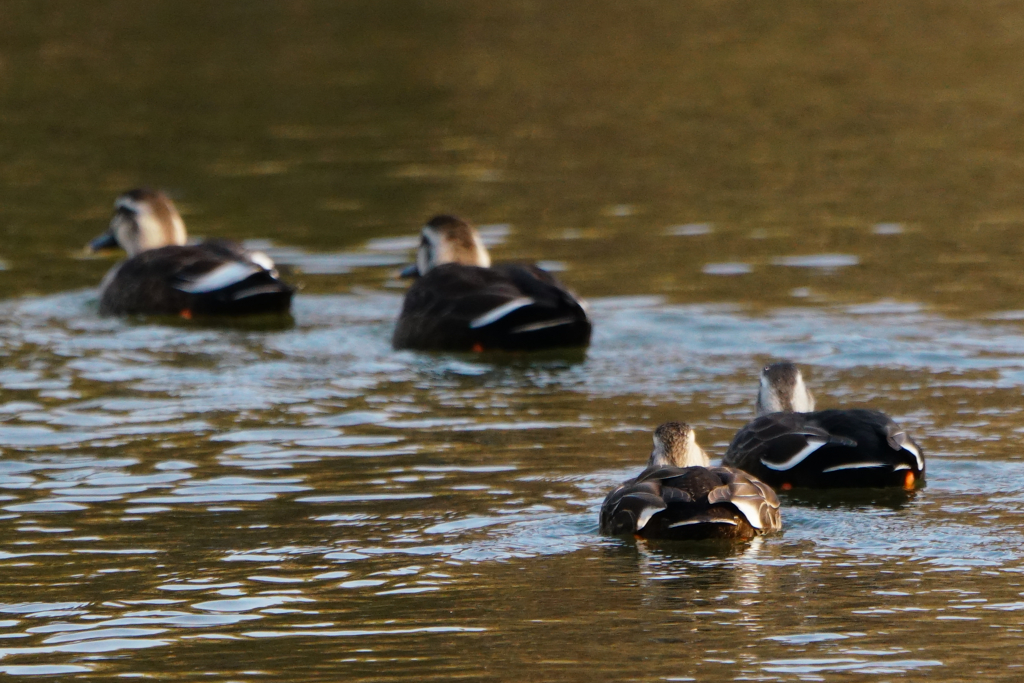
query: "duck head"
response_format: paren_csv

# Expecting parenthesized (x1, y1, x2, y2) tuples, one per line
(89, 188, 187, 257)
(755, 361, 816, 415)
(648, 422, 711, 468)
(401, 215, 491, 278)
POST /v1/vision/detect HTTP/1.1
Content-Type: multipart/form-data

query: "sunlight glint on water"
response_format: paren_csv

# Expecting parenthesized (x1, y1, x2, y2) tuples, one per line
(0, 288, 1020, 678)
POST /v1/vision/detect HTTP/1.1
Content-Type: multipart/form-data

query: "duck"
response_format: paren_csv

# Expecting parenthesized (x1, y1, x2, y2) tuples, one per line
(392, 215, 592, 351)
(722, 361, 925, 490)
(87, 188, 294, 317)
(600, 422, 781, 540)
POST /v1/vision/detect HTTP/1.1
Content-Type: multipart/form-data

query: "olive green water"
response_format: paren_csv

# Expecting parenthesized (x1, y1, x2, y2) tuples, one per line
(2, 1, 1024, 680)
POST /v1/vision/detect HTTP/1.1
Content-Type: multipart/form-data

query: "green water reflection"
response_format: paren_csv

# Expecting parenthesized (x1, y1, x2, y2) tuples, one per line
(0, 1, 1021, 311)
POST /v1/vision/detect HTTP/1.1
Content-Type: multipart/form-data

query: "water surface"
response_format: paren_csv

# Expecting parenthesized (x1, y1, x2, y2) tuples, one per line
(1, 2, 1024, 680)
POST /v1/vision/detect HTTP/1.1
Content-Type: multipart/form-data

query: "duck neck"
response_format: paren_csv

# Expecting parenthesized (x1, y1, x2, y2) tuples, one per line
(649, 441, 710, 469)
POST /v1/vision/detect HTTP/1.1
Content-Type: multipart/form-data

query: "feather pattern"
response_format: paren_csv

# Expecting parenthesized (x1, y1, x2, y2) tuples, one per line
(821, 462, 889, 473)
(97, 242, 293, 316)
(668, 518, 738, 528)
(395, 215, 590, 351)
(469, 297, 536, 329)
(511, 317, 578, 334)
(394, 263, 591, 351)
(724, 408, 925, 489)
(600, 464, 781, 540)
(174, 261, 263, 293)
(90, 189, 294, 317)
(759, 438, 828, 471)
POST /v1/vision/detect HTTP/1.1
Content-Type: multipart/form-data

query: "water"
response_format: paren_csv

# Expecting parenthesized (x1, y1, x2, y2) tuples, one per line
(1, 1, 1024, 680)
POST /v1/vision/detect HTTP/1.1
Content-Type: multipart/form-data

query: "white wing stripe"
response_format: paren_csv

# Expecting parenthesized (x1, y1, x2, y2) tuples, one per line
(175, 262, 261, 293)
(469, 298, 534, 329)
(729, 498, 767, 530)
(511, 317, 575, 334)
(760, 439, 827, 471)
(249, 251, 276, 271)
(821, 462, 889, 473)
(635, 505, 663, 531)
(902, 442, 924, 470)
(232, 284, 286, 301)
(667, 519, 738, 528)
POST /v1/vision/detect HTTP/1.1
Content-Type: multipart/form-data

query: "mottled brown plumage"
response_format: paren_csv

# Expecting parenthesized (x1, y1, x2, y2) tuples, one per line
(600, 423, 782, 540)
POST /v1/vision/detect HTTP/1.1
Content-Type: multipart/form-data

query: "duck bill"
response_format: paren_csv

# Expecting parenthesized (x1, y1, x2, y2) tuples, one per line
(399, 264, 420, 279)
(87, 230, 119, 252)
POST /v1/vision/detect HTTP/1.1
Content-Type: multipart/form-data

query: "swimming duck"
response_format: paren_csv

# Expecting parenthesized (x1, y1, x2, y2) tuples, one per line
(392, 215, 592, 351)
(88, 189, 294, 317)
(722, 362, 925, 490)
(600, 422, 781, 540)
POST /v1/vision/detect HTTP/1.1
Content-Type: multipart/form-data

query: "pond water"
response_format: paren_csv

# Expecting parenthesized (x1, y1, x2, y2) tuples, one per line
(2, 1, 1024, 680)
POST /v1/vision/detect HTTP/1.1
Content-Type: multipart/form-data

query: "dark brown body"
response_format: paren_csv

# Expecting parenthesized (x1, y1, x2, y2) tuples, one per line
(723, 409, 924, 489)
(98, 242, 293, 316)
(600, 465, 781, 541)
(393, 262, 591, 351)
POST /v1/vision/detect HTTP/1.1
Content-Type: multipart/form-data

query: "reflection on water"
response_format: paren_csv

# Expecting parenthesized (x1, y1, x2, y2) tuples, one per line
(2, 0, 1024, 680)
(0, 289, 1021, 679)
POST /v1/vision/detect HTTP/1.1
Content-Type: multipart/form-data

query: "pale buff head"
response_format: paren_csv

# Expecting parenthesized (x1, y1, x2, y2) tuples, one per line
(648, 422, 711, 468)
(755, 361, 816, 415)
(413, 215, 491, 276)
(90, 188, 187, 257)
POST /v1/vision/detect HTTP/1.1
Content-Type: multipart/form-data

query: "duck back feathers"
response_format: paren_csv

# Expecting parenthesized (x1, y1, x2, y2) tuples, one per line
(601, 465, 781, 540)
(724, 362, 926, 490)
(393, 262, 592, 351)
(724, 408, 924, 489)
(91, 190, 294, 317)
(600, 422, 781, 541)
(98, 241, 294, 316)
